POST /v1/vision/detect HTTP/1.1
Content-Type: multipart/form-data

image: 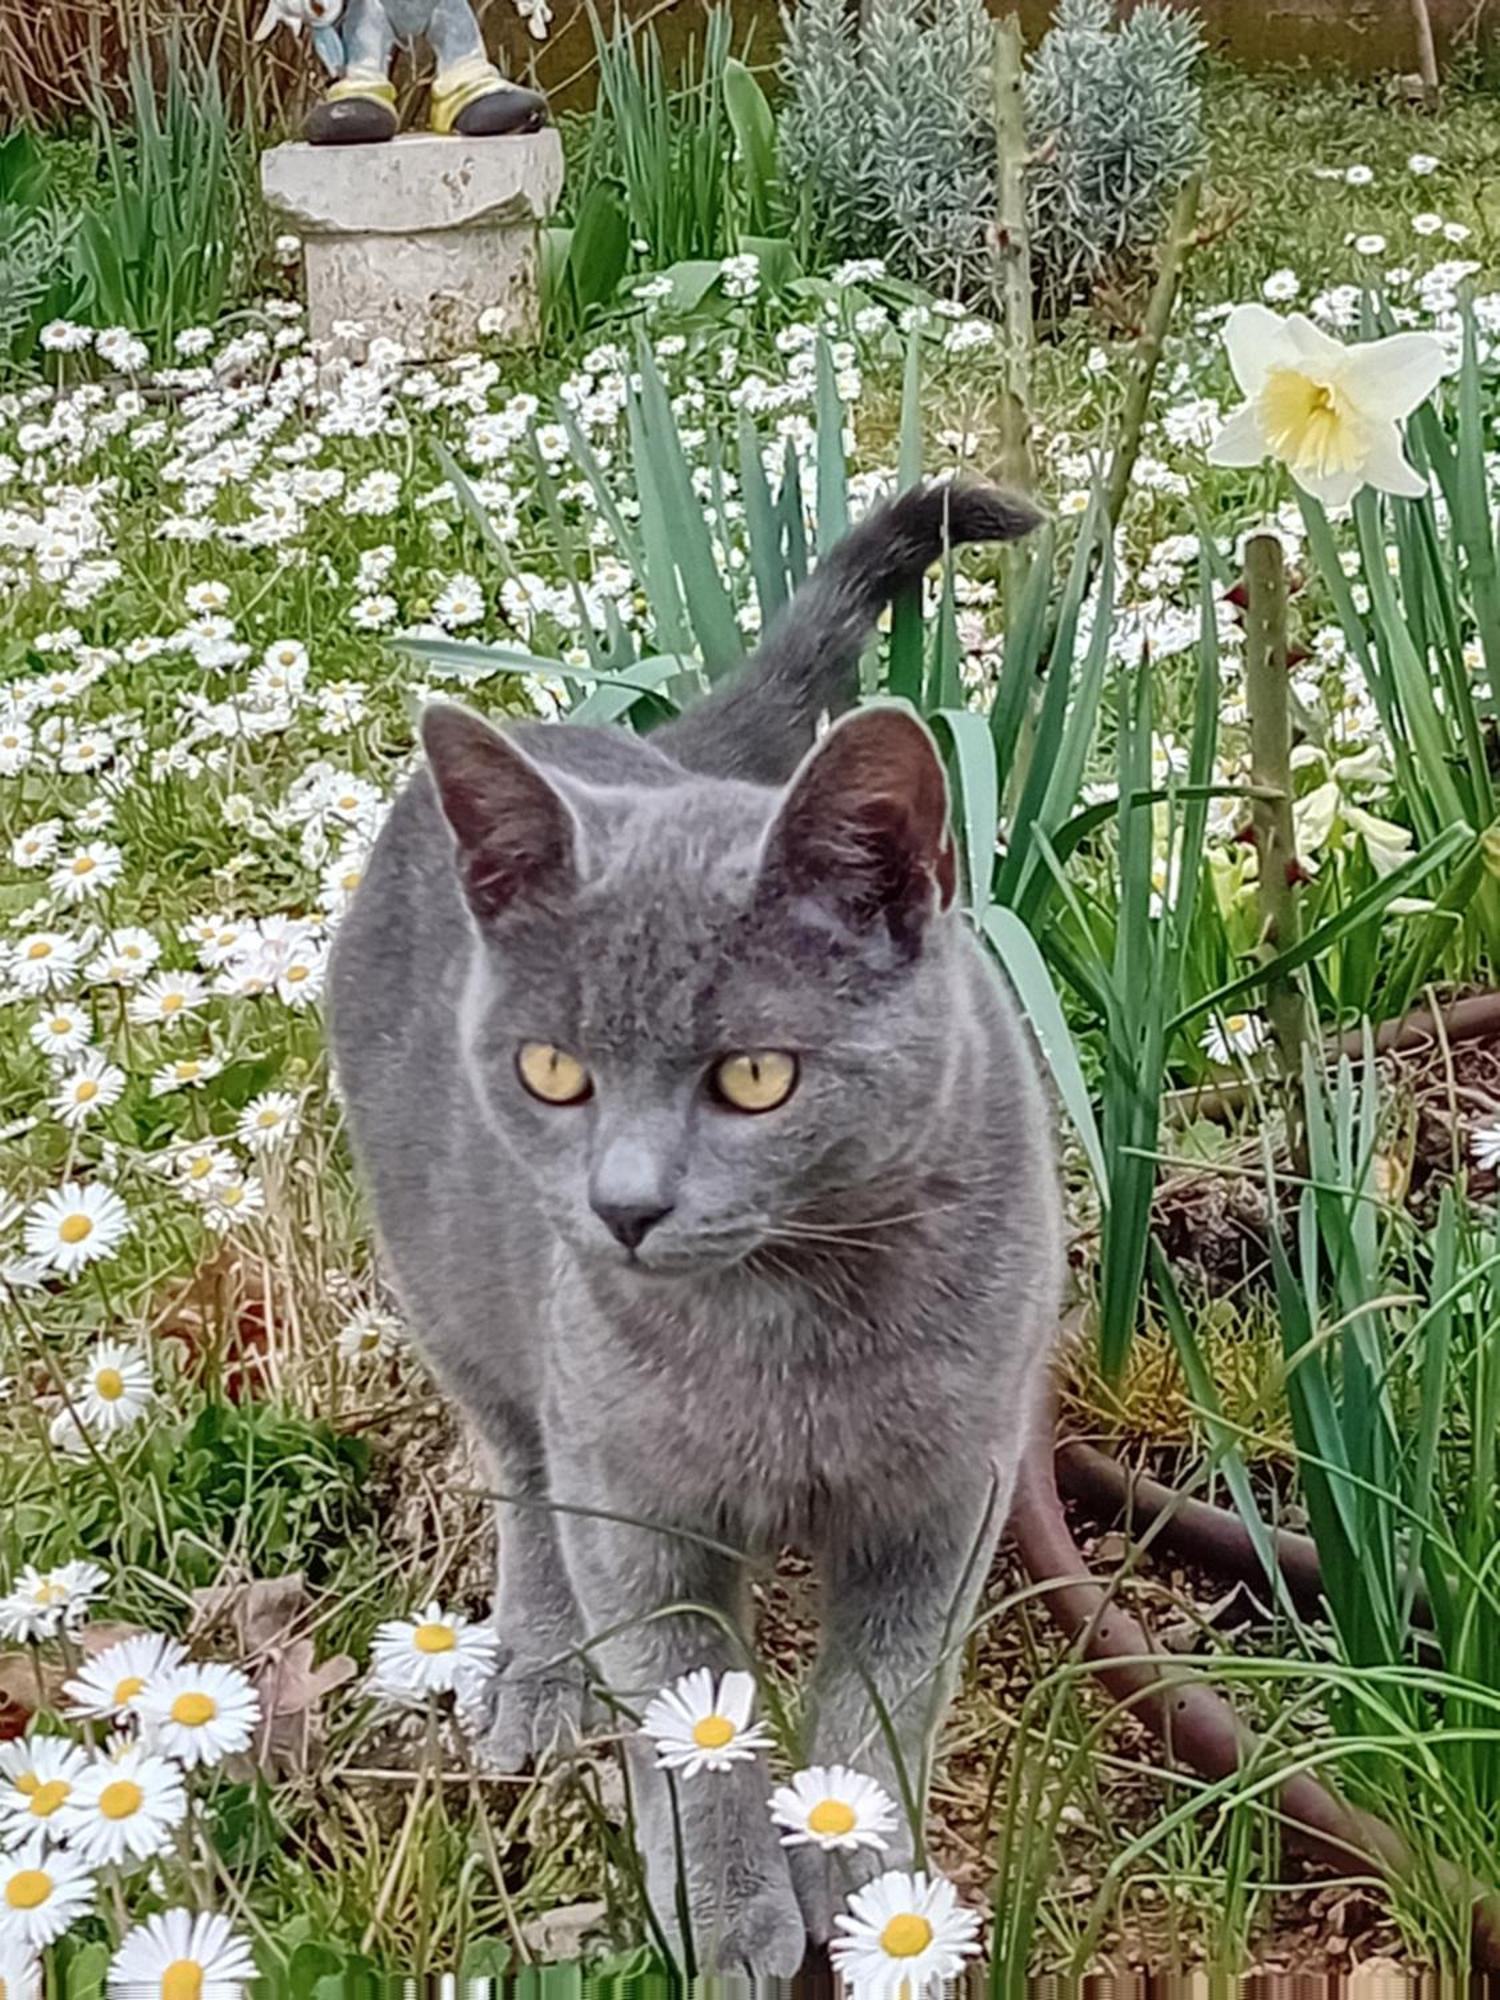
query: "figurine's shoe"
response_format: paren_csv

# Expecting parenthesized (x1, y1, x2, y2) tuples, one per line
(452, 83, 548, 136)
(305, 90, 399, 145)
(430, 55, 547, 137)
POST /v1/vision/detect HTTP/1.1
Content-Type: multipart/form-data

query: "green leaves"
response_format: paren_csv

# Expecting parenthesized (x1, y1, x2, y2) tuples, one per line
(72, 21, 252, 350)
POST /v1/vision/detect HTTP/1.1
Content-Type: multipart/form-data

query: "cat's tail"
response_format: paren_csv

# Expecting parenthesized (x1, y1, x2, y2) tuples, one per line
(656, 479, 1044, 786)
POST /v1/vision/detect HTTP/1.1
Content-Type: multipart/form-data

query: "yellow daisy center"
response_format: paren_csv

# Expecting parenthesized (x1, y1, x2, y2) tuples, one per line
(171, 1691, 217, 1727)
(413, 1622, 456, 1655)
(176, 1062, 201, 1081)
(99, 1779, 143, 1820)
(60, 1214, 93, 1245)
(5, 1869, 51, 1910)
(285, 965, 309, 984)
(1226, 1014, 1248, 1033)
(34, 1581, 64, 1605)
(50, 1017, 72, 1034)
(14, 1775, 39, 1795)
(691, 1714, 736, 1751)
(1258, 368, 1366, 479)
(114, 1674, 146, 1705)
(75, 1080, 99, 1102)
(72, 855, 95, 875)
(26, 941, 51, 960)
(807, 1798, 857, 1837)
(879, 1914, 934, 1960)
(96, 1367, 126, 1401)
(161, 1962, 204, 2000)
(340, 870, 361, 892)
(188, 1157, 214, 1180)
(28, 1779, 69, 1817)
(161, 993, 183, 1012)
(219, 1186, 244, 1208)
(257, 1109, 280, 1128)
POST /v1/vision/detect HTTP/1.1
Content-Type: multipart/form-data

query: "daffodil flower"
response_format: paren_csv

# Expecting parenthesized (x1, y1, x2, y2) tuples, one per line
(1208, 305, 1446, 509)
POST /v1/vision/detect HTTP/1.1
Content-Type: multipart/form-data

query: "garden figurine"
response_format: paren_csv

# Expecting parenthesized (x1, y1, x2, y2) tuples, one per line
(256, 0, 548, 146)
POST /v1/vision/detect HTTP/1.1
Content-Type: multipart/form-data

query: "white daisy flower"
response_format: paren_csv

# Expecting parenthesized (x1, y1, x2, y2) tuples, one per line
(235, 1092, 300, 1155)
(1471, 1120, 1500, 1174)
(184, 580, 232, 615)
(8, 933, 81, 996)
(768, 1765, 897, 1853)
(63, 1634, 189, 1725)
(54, 1744, 187, 1868)
(23, 1183, 132, 1279)
(11, 825, 64, 871)
(51, 1056, 127, 1130)
(1201, 1011, 1269, 1065)
(829, 1869, 982, 2000)
(49, 842, 123, 905)
(369, 1602, 499, 1704)
(168, 1145, 240, 1199)
(29, 1006, 92, 1058)
(0, 1936, 40, 2000)
(261, 639, 308, 679)
(335, 1308, 403, 1364)
(107, 1907, 255, 2000)
(86, 927, 162, 987)
(127, 973, 209, 1027)
(639, 1669, 772, 1776)
(149, 1054, 224, 1098)
(0, 1839, 94, 1952)
(0, 1738, 91, 1851)
(137, 1663, 260, 1769)
(72, 1341, 153, 1435)
(0, 1562, 109, 1643)
(200, 1176, 266, 1234)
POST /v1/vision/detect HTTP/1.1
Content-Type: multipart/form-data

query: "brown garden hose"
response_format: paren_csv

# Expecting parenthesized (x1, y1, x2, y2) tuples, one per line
(1008, 1419, 1500, 1969)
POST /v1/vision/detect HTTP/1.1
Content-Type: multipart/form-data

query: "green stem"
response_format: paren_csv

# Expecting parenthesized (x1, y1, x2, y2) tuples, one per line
(1103, 173, 1203, 532)
(1244, 530, 1310, 1168)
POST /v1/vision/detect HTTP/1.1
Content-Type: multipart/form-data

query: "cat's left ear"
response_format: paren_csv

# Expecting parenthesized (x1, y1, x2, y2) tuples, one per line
(756, 707, 956, 956)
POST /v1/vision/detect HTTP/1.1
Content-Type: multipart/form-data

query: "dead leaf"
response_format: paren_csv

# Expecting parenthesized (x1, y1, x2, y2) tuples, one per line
(190, 1572, 354, 1777)
(252, 1636, 357, 1777)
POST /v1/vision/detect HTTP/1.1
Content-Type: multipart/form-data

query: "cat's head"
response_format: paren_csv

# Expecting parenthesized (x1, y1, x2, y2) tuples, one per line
(422, 701, 961, 1278)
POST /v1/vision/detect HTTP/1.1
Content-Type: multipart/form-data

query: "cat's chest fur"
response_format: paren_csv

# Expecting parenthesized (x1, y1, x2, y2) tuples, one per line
(543, 1251, 1011, 1549)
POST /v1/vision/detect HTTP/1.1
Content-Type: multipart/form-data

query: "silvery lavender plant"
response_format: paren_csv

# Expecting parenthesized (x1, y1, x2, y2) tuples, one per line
(1025, 0, 1206, 310)
(778, 0, 1204, 313)
(779, 0, 999, 302)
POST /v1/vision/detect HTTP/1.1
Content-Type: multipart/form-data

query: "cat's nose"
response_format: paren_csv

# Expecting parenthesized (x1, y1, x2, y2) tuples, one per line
(592, 1199, 673, 1252)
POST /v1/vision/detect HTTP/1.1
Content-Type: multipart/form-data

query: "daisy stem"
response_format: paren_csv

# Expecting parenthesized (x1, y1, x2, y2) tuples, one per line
(359, 1715, 430, 1956)
(103, 1860, 130, 1943)
(26, 1640, 48, 1714)
(454, 1731, 531, 1967)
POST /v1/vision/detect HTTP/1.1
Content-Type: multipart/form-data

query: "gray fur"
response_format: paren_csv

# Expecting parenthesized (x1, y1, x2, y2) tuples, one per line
(327, 484, 1060, 1975)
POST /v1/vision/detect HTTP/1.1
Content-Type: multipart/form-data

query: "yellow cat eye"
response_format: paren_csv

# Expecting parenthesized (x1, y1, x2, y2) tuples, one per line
(712, 1051, 798, 1114)
(516, 1042, 592, 1106)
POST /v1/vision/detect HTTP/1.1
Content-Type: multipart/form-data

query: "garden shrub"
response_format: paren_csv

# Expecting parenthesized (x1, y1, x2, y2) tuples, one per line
(777, 0, 1206, 313)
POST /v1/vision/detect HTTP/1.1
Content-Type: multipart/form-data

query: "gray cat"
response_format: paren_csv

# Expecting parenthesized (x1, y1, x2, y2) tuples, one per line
(327, 481, 1063, 1976)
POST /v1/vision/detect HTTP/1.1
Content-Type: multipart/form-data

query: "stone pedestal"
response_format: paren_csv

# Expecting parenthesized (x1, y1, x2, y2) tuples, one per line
(260, 131, 564, 360)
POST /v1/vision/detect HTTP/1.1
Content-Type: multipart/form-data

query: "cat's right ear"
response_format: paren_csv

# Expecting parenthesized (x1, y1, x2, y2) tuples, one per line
(421, 704, 579, 924)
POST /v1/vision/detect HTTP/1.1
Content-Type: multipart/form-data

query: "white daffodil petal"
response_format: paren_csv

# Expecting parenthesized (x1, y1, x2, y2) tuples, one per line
(1290, 462, 1366, 511)
(1282, 312, 1351, 374)
(1221, 304, 1300, 396)
(1341, 331, 1448, 418)
(1206, 402, 1269, 468)
(1360, 425, 1429, 499)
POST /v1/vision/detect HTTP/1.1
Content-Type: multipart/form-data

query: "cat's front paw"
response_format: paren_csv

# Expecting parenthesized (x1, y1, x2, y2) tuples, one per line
(459, 1662, 587, 1773)
(708, 1873, 809, 1978)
